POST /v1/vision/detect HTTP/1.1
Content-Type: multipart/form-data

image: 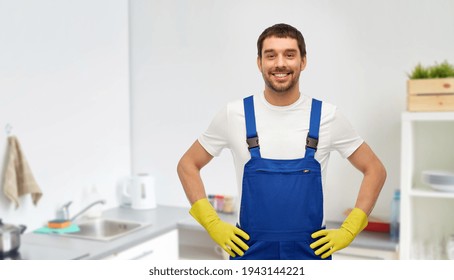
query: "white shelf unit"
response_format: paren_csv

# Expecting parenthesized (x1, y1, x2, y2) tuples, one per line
(400, 112, 454, 259)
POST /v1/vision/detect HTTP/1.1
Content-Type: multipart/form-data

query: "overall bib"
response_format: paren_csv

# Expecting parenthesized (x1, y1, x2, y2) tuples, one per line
(232, 95, 329, 260)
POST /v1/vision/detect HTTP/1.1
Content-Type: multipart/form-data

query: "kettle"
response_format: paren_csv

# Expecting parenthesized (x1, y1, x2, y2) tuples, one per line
(122, 173, 157, 210)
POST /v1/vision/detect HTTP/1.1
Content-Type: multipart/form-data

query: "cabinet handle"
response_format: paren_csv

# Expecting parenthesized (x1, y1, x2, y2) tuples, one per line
(130, 250, 154, 260)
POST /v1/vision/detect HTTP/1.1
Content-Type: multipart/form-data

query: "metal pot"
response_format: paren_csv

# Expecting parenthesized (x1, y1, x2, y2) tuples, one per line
(0, 219, 27, 257)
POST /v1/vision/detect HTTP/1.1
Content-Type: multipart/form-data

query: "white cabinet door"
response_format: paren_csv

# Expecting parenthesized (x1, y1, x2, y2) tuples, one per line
(107, 229, 178, 260)
(178, 227, 228, 260)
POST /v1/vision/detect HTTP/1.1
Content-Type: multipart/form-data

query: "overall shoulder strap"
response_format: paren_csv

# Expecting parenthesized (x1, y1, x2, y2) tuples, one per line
(305, 98, 322, 158)
(243, 95, 261, 158)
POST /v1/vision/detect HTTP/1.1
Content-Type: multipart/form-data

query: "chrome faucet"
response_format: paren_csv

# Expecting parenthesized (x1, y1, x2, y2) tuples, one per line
(58, 200, 106, 221)
(70, 199, 106, 221)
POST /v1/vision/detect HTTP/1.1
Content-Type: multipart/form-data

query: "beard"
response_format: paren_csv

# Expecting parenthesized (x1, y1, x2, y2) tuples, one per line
(262, 67, 300, 94)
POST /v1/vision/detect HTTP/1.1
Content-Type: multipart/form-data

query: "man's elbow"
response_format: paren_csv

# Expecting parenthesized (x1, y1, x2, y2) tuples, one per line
(364, 157, 387, 186)
(177, 155, 189, 178)
(376, 161, 387, 186)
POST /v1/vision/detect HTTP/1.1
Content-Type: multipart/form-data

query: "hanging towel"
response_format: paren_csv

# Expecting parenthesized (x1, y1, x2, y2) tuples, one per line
(2, 136, 42, 208)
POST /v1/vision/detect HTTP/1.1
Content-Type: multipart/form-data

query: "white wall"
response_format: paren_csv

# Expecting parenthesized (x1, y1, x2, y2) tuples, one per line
(130, 0, 454, 221)
(0, 0, 130, 230)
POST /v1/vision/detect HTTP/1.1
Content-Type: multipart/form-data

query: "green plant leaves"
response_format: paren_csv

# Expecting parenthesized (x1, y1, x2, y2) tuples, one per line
(408, 60, 454, 79)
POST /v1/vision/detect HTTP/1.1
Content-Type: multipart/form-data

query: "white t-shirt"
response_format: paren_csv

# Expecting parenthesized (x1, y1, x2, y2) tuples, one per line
(198, 92, 364, 204)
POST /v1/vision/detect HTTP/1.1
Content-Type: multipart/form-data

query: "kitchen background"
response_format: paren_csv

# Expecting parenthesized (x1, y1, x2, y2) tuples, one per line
(1, 0, 454, 234)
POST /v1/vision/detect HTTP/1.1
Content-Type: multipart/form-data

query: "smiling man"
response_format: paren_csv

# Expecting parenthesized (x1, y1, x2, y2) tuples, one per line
(177, 23, 386, 260)
(259, 35, 306, 99)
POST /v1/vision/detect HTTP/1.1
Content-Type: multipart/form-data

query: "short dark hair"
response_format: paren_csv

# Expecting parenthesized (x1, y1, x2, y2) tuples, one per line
(257, 23, 306, 58)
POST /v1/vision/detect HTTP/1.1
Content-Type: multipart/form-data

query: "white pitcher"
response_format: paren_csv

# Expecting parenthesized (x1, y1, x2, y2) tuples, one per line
(122, 174, 157, 209)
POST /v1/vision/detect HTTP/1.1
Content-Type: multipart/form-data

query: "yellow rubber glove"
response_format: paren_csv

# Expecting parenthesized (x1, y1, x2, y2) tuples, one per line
(189, 198, 250, 257)
(310, 208, 368, 259)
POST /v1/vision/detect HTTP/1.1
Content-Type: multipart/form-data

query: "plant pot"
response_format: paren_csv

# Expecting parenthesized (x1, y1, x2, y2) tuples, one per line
(407, 78, 454, 111)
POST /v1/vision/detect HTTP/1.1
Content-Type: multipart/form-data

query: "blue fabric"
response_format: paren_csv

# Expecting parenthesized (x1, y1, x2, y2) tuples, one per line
(231, 232, 328, 260)
(305, 98, 322, 158)
(243, 95, 261, 158)
(232, 95, 329, 260)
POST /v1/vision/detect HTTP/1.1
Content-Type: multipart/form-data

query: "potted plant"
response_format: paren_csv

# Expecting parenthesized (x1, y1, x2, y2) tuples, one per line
(407, 61, 454, 111)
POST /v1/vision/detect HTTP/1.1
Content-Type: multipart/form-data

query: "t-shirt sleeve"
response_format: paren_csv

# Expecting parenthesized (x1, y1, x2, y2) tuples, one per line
(329, 109, 364, 159)
(198, 105, 229, 157)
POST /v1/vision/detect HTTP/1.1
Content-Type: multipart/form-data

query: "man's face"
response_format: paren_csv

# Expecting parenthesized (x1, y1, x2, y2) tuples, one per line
(257, 36, 306, 94)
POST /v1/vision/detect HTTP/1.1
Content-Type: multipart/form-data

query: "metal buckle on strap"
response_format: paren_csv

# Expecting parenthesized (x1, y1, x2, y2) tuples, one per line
(306, 136, 318, 150)
(247, 136, 259, 149)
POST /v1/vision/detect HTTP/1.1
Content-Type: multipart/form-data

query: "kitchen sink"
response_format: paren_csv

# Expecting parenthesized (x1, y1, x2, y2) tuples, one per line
(59, 219, 150, 241)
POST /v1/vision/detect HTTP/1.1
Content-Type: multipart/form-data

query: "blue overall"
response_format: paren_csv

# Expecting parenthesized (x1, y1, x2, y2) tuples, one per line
(231, 95, 330, 260)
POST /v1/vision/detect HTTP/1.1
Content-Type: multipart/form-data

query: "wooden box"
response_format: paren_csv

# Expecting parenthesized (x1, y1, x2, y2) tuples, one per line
(407, 78, 454, 111)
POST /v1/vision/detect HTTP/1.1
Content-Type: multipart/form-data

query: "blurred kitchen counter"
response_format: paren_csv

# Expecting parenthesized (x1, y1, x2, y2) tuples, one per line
(20, 205, 189, 260)
(19, 205, 398, 260)
(179, 212, 397, 251)
(178, 212, 399, 260)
